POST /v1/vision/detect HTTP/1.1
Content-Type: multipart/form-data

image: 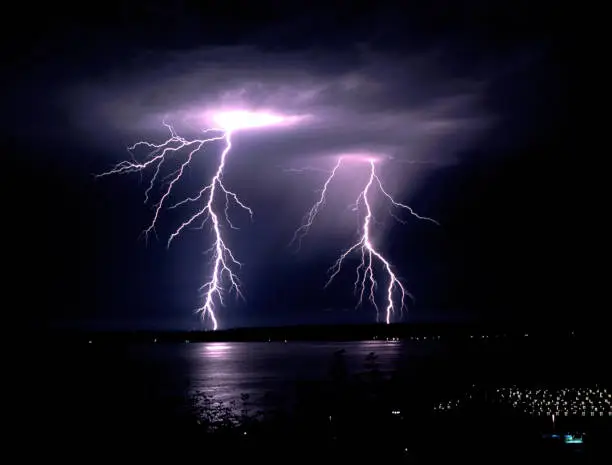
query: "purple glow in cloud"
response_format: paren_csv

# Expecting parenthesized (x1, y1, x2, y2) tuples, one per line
(71, 46, 487, 164)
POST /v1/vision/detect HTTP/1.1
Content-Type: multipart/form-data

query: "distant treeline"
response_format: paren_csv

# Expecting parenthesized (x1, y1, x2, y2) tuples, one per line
(44, 321, 606, 344)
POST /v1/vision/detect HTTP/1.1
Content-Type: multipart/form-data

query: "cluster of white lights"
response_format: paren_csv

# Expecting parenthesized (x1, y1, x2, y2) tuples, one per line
(433, 398, 463, 412)
(493, 386, 612, 417)
(409, 335, 442, 341)
(434, 385, 612, 418)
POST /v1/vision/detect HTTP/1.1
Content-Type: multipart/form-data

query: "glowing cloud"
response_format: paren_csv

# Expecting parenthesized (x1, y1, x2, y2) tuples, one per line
(212, 110, 286, 131)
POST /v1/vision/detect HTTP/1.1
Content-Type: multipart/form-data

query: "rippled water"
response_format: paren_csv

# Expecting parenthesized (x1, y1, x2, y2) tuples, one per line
(48, 337, 600, 417)
(125, 340, 421, 404)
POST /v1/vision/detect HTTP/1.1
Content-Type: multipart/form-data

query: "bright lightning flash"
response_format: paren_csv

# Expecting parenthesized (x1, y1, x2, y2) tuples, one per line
(97, 111, 290, 330)
(293, 156, 439, 324)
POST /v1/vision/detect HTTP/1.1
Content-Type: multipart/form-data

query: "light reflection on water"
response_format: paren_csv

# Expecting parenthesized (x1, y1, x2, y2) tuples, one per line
(202, 342, 232, 358)
(129, 340, 423, 406)
(52, 337, 600, 423)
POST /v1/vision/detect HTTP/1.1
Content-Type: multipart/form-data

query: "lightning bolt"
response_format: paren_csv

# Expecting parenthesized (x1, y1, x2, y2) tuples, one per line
(97, 122, 252, 330)
(289, 158, 344, 251)
(294, 157, 438, 324)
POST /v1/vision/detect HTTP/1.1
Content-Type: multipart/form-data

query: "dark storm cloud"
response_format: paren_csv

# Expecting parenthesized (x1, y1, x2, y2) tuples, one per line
(69, 45, 490, 166)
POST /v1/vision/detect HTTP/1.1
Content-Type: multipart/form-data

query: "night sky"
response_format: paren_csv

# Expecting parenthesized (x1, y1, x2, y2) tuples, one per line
(6, 1, 586, 331)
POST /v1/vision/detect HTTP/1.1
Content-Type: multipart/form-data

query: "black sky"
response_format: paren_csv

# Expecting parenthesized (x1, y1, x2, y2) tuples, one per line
(5, 0, 588, 331)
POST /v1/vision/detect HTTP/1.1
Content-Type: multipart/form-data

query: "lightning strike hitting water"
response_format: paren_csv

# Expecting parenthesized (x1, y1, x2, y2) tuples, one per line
(294, 157, 439, 324)
(97, 111, 294, 330)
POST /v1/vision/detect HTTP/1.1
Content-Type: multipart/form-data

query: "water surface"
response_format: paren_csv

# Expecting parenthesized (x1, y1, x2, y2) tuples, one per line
(47, 337, 599, 416)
